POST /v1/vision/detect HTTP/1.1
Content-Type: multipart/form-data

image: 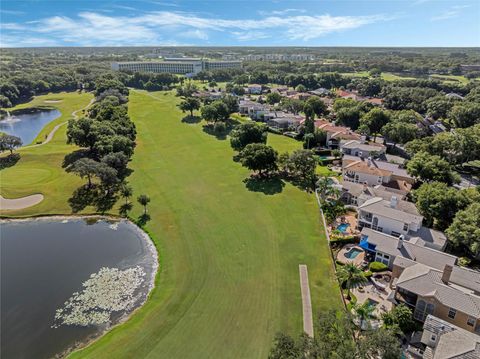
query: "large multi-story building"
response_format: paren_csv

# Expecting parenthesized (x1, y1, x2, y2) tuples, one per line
(111, 58, 242, 76)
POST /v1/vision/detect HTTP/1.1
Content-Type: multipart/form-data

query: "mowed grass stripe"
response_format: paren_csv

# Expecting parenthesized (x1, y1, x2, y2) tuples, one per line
(73, 90, 340, 359)
(0, 90, 341, 358)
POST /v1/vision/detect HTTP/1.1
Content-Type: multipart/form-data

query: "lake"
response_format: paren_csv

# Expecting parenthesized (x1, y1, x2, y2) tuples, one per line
(0, 109, 61, 145)
(0, 217, 158, 359)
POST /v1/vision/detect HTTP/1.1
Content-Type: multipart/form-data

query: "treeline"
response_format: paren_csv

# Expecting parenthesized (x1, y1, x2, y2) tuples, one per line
(65, 74, 137, 214)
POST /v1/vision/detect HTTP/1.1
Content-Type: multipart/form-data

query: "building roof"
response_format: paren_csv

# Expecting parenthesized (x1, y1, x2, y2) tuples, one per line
(408, 227, 448, 251)
(358, 196, 422, 223)
(340, 139, 386, 153)
(422, 315, 480, 359)
(342, 156, 412, 180)
(361, 227, 456, 271)
(344, 160, 392, 177)
(450, 266, 480, 295)
(396, 264, 480, 318)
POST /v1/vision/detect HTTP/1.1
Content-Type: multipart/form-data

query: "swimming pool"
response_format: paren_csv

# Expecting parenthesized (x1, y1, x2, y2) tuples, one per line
(337, 223, 350, 233)
(345, 247, 363, 259)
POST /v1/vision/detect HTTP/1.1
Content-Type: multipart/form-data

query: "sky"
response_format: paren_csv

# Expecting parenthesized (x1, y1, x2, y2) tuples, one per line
(0, 0, 479, 47)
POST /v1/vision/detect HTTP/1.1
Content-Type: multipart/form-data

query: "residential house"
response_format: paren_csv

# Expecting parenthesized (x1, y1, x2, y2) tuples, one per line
(315, 122, 361, 148)
(342, 155, 414, 194)
(340, 139, 386, 159)
(357, 196, 447, 250)
(335, 89, 383, 106)
(245, 84, 263, 94)
(339, 181, 406, 206)
(420, 315, 480, 358)
(265, 112, 304, 131)
(359, 228, 452, 269)
(392, 263, 480, 334)
(238, 99, 268, 120)
(309, 87, 330, 96)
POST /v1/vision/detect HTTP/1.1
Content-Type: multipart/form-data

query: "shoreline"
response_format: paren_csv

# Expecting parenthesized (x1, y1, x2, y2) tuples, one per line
(1, 215, 159, 359)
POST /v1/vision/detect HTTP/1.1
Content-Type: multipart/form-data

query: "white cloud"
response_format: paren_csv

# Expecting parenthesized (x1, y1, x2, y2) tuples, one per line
(258, 8, 306, 16)
(431, 5, 469, 21)
(1, 10, 392, 46)
(232, 31, 269, 41)
(181, 29, 209, 40)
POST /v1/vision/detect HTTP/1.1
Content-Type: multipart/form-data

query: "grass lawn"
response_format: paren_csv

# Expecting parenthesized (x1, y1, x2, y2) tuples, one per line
(0, 92, 93, 213)
(429, 74, 470, 84)
(1, 90, 341, 359)
(340, 71, 417, 81)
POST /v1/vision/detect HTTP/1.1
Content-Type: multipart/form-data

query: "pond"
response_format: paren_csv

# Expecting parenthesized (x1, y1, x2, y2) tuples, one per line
(1, 217, 158, 359)
(0, 109, 61, 145)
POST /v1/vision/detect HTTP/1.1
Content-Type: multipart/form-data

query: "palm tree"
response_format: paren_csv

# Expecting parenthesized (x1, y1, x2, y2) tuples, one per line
(352, 301, 375, 330)
(336, 263, 368, 300)
(137, 194, 150, 215)
(316, 176, 331, 200)
(120, 183, 133, 205)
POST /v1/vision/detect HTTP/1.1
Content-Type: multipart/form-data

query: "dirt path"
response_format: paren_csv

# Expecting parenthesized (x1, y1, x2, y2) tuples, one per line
(21, 98, 94, 150)
(299, 264, 314, 338)
(0, 194, 44, 210)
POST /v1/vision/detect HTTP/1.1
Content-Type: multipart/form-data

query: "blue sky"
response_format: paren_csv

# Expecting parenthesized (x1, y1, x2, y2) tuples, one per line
(1, 0, 479, 47)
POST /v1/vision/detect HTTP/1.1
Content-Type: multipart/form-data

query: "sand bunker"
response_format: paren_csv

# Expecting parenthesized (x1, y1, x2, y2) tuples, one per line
(44, 100, 63, 103)
(0, 194, 44, 210)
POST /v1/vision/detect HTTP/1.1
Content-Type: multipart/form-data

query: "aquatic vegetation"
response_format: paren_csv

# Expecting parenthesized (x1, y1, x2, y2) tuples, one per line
(53, 266, 145, 328)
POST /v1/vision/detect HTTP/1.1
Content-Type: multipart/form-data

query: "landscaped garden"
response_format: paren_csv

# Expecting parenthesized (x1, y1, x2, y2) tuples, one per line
(1, 90, 341, 358)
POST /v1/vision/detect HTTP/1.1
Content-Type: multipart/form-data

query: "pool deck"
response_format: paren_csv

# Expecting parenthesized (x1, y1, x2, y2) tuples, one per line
(352, 280, 393, 317)
(336, 244, 365, 266)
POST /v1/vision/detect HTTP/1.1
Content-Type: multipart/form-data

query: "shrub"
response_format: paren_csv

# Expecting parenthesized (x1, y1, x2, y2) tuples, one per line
(213, 121, 226, 133)
(364, 270, 373, 278)
(458, 257, 472, 267)
(369, 261, 388, 272)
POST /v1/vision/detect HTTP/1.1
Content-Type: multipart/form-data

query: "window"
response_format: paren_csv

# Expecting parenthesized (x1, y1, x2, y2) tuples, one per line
(414, 300, 435, 322)
(376, 252, 390, 266)
(391, 231, 401, 237)
(467, 317, 475, 327)
(448, 308, 456, 319)
(403, 223, 409, 231)
(430, 335, 436, 341)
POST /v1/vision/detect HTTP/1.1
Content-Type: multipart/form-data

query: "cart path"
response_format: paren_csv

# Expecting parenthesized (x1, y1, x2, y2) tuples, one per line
(299, 264, 314, 338)
(22, 97, 94, 150)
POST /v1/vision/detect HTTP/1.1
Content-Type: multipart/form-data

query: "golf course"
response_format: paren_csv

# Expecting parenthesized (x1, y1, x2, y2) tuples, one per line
(1, 90, 341, 358)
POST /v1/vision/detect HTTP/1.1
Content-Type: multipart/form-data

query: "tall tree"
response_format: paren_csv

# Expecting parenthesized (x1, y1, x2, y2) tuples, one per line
(69, 158, 102, 188)
(446, 203, 480, 259)
(0, 134, 22, 154)
(178, 97, 201, 117)
(137, 194, 151, 215)
(407, 151, 459, 185)
(360, 108, 390, 142)
(336, 263, 367, 300)
(230, 122, 267, 151)
(238, 143, 278, 176)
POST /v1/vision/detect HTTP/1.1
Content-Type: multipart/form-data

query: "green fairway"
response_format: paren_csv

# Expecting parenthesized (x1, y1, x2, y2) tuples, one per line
(1, 90, 341, 359)
(0, 92, 93, 214)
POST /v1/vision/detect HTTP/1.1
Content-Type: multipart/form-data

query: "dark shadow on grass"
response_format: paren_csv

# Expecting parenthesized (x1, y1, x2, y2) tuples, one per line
(202, 118, 241, 140)
(137, 213, 151, 227)
(68, 185, 98, 213)
(119, 202, 133, 217)
(68, 184, 118, 214)
(243, 175, 285, 195)
(0, 153, 20, 170)
(181, 115, 202, 124)
(62, 149, 91, 169)
(285, 176, 316, 193)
